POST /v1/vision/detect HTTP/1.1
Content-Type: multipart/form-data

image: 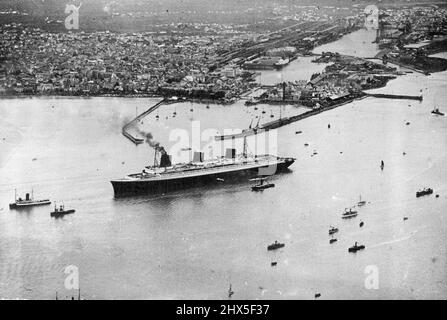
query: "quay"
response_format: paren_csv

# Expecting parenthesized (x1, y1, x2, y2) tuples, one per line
(216, 95, 367, 140)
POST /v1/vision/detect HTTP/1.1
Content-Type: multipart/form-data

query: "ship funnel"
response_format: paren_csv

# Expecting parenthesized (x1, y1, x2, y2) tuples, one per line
(159, 153, 172, 167)
(225, 148, 236, 159)
(193, 151, 204, 162)
(25, 193, 30, 201)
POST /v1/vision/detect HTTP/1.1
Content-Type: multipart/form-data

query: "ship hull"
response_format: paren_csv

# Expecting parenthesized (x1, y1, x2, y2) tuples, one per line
(111, 159, 294, 197)
(9, 200, 51, 209)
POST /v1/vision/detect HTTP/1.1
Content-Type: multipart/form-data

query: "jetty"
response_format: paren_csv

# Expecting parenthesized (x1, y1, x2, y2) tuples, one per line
(365, 93, 423, 101)
(122, 99, 173, 144)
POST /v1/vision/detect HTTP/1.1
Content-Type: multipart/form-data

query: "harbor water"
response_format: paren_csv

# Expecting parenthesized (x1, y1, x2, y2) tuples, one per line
(1, 30, 447, 299)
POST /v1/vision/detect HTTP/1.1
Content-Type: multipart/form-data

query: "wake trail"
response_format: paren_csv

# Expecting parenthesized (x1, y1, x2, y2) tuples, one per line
(368, 230, 419, 249)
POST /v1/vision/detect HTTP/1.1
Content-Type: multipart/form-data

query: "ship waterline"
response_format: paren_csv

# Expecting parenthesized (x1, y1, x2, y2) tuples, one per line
(111, 154, 295, 197)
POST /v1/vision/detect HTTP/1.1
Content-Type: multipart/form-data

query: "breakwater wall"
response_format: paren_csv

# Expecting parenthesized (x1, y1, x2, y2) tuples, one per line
(365, 93, 423, 101)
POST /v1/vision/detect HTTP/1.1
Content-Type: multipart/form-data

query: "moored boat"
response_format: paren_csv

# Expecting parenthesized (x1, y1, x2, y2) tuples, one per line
(431, 107, 444, 116)
(416, 187, 433, 198)
(267, 240, 285, 251)
(329, 226, 339, 235)
(357, 195, 367, 207)
(342, 208, 358, 219)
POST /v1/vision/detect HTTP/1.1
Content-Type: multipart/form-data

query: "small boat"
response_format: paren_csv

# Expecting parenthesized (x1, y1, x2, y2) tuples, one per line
(295, 131, 302, 134)
(348, 242, 365, 253)
(403, 217, 408, 221)
(250, 177, 275, 191)
(228, 284, 234, 298)
(431, 107, 444, 116)
(329, 238, 337, 244)
(180, 147, 192, 151)
(267, 240, 285, 251)
(359, 221, 364, 227)
(342, 208, 358, 219)
(251, 183, 275, 191)
(357, 195, 366, 207)
(271, 261, 277, 266)
(245, 99, 256, 106)
(50, 204, 75, 218)
(328, 226, 339, 235)
(416, 187, 433, 198)
(9, 190, 51, 209)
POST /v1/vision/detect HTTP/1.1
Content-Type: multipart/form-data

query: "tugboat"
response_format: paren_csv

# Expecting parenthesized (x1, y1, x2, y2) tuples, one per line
(431, 107, 444, 116)
(348, 242, 365, 253)
(267, 240, 285, 251)
(416, 187, 433, 198)
(9, 190, 51, 209)
(342, 208, 358, 219)
(251, 177, 275, 191)
(329, 226, 339, 235)
(50, 204, 75, 218)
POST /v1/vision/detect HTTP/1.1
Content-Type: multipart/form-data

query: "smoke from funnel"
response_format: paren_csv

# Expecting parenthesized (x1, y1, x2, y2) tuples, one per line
(137, 129, 166, 154)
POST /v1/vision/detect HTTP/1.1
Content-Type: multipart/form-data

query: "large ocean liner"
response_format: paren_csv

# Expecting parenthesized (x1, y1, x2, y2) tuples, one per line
(111, 147, 295, 197)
